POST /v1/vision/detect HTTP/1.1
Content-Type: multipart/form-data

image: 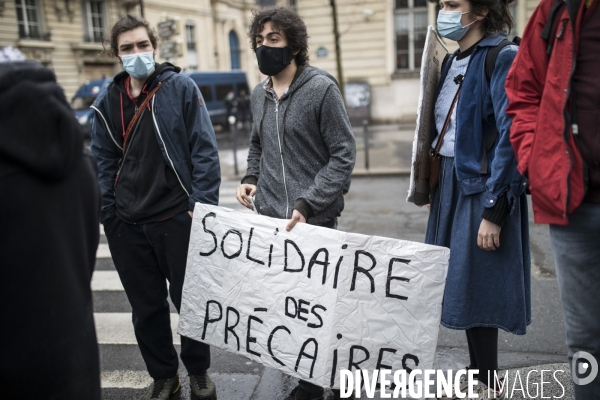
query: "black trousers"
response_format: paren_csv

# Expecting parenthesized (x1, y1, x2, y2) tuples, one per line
(104, 211, 211, 379)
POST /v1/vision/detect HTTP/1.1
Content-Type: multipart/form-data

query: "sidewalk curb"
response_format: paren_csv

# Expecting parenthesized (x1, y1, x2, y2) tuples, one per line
(351, 168, 412, 177)
(221, 168, 412, 182)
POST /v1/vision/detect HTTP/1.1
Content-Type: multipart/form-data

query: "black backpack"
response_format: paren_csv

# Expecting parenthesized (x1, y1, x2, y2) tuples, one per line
(485, 36, 521, 82)
(480, 36, 521, 174)
(540, 0, 568, 55)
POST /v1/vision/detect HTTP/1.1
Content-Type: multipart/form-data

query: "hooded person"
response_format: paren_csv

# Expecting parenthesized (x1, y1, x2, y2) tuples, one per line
(90, 15, 220, 400)
(0, 47, 102, 399)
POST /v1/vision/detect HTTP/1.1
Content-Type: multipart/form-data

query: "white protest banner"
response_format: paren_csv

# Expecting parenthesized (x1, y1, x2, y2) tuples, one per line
(178, 203, 450, 388)
(407, 26, 448, 206)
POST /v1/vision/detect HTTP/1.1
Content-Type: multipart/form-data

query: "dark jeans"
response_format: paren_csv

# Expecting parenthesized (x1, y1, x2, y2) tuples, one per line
(104, 211, 211, 379)
(550, 202, 600, 400)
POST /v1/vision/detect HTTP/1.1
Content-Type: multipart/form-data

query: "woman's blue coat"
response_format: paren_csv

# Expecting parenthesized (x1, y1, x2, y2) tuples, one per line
(426, 32, 531, 334)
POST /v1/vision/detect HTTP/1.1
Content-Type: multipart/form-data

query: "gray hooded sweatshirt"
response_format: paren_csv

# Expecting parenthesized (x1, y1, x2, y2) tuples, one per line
(243, 66, 356, 226)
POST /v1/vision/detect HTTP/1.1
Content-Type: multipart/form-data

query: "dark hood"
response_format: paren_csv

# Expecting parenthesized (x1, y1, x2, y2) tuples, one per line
(0, 60, 83, 180)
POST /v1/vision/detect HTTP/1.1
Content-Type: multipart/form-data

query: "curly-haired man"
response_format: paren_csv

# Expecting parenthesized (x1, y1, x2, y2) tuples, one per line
(235, 7, 356, 400)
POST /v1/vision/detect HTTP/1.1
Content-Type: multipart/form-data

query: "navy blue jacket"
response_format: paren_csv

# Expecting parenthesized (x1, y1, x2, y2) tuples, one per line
(433, 32, 527, 211)
(91, 67, 220, 221)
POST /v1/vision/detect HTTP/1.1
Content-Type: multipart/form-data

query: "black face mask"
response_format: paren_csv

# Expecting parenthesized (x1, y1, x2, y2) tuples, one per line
(255, 45, 294, 76)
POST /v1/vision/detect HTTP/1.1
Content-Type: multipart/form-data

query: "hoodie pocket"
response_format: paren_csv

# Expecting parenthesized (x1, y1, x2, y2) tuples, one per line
(114, 160, 138, 208)
(134, 162, 174, 201)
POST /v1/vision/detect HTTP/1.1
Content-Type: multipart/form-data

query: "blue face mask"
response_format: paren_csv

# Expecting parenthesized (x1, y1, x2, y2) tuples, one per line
(437, 10, 476, 41)
(120, 51, 155, 79)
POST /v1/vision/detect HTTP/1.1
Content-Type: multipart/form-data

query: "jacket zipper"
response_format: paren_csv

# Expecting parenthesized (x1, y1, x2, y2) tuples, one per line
(562, 18, 575, 217)
(91, 105, 123, 151)
(557, 19, 567, 40)
(114, 109, 144, 187)
(275, 99, 290, 219)
(151, 97, 190, 197)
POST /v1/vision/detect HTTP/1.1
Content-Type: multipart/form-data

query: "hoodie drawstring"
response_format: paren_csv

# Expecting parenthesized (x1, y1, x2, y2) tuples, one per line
(120, 92, 126, 138)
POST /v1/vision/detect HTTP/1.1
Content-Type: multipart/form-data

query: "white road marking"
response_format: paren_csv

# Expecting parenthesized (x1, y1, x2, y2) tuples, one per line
(91, 271, 124, 291)
(100, 371, 256, 390)
(101, 370, 152, 388)
(94, 313, 180, 345)
(96, 243, 111, 259)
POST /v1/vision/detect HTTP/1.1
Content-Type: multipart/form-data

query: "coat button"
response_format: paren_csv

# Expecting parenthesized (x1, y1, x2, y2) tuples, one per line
(490, 200, 494, 203)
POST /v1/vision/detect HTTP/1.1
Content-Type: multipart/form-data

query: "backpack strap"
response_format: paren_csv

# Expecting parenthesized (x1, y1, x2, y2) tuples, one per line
(480, 38, 518, 174)
(122, 76, 171, 153)
(540, 0, 567, 55)
(479, 129, 498, 175)
(441, 53, 451, 71)
(485, 39, 514, 82)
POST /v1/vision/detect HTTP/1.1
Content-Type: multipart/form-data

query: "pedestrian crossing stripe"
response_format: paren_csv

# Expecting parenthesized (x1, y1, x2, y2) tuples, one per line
(101, 370, 153, 388)
(91, 271, 123, 291)
(94, 312, 180, 344)
(101, 371, 260, 391)
(96, 243, 111, 259)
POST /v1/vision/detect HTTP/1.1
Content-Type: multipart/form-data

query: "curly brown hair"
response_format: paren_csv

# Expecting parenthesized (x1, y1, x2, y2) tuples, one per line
(248, 7, 309, 66)
(104, 14, 158, 58)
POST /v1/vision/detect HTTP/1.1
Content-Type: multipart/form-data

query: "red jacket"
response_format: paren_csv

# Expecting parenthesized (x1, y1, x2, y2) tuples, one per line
(505, 0, 586, 225)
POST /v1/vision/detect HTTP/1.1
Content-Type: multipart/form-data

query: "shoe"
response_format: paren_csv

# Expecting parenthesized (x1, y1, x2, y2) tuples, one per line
(330, 389, 356, 399)
(472, 378, 506, 400)
(139, 377, 181, 400)
(189, 372, 217, 400)
(437, 367, 472, 399)
(284, 386, 325, 400)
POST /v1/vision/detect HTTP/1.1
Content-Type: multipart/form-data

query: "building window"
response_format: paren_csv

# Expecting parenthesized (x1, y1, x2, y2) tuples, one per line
(15, 0, 43, 39)
(229, 30, 241, 70)
(256, 0, 276, 7)
(394, 0, 428, 71)
(186, 22, 198, 70)
(83, 0, 106, 43)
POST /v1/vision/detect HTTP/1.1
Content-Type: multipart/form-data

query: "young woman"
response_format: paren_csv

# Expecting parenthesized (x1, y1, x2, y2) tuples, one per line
(426, 0, 530, 398)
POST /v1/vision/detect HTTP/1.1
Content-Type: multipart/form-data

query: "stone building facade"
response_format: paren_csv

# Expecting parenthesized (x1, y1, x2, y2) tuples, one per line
(1, 0, 542, 121)
(293, 0, 539, 123)
(0, 0, 261, 100)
